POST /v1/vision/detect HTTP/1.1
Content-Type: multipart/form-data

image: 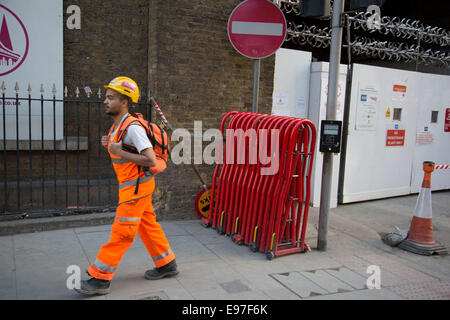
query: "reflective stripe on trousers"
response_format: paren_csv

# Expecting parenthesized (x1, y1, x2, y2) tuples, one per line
(152, 248, 172, 263)
(93, 258, 117, 273)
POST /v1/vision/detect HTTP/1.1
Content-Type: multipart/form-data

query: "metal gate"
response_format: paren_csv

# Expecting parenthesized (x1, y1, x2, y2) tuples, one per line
(0, 84, 153, 220)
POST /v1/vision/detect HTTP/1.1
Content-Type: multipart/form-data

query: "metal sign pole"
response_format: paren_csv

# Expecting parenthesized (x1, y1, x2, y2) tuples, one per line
(317, 0, 345, 251)
(252, 59, 261, 113)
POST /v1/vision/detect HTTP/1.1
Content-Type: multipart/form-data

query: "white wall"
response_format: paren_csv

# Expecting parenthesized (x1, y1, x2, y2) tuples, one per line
(272, 52, 449, 206)
(411, 73, 450, 192)
(342, 64, 450, 202)
(272, 48, 311, 118)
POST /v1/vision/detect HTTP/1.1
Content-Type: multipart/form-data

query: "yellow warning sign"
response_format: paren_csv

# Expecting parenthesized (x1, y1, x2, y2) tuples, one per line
(386, 107, 391, 118)
(195, 186, 215, 219)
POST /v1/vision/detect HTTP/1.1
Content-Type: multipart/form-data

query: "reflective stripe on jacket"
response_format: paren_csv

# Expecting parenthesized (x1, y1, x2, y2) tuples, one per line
(107, 115, 154, 204)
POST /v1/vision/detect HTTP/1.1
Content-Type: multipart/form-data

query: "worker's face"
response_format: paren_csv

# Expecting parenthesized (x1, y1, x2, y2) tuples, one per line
(104, 89, 127, 116)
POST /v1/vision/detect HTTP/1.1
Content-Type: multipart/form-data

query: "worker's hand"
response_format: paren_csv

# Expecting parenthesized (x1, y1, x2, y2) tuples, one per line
(101, 135, 109, 149)
(109, 140, 123, 156)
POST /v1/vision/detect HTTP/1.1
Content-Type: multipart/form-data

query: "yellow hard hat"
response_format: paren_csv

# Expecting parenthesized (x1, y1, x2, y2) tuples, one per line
(104, 76, 140, 103)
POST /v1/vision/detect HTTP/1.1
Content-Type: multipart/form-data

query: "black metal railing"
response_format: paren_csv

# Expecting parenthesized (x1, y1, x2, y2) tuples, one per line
(0, 84, 153, 220)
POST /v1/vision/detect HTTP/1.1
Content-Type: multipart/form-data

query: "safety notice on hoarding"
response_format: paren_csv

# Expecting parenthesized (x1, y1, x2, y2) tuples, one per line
(392, 84, 407, 101)
(273, 93, 288, 109)
(416, 131, 433, 145)
(386, 129, 405, 146)
(355, 84, 379, 131)
(445, 108, 450, 132)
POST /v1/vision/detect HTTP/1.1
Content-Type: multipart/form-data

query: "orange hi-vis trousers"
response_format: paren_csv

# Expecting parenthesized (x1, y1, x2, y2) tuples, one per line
(88, 192, 175, 281)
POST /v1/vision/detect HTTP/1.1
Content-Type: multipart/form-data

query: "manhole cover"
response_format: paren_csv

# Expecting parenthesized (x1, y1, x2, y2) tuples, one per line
(130, 290, 169, 300)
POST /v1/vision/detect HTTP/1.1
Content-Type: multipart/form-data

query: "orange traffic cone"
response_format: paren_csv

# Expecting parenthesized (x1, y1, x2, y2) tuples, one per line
(398, 161, 447, 255)
(407, 161, 435, 244)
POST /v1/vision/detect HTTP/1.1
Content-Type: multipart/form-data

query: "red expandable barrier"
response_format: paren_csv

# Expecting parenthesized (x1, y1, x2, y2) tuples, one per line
(202, 111, 237, 228)
(235, 114, 278, 246)
(212, 113, 242, 230)
(225, 113, 263, 236)
(205, 111, 316, 260)
(265, 119, 316, 259)
(247, 116, 293, 250)
(229, 114, 268, 238)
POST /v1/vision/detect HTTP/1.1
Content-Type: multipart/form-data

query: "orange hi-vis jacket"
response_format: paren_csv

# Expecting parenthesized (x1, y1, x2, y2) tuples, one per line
(87, 114, 175, 281)
(107, 114, 154, 205)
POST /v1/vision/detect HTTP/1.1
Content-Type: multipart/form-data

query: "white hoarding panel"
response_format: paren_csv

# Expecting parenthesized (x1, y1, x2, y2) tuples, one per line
(272, 48, 311, 118)
(342, 64, 420, 203)
(308, 62, 348, 208)
(411, 73, 450, 193)
(0, 0, 63, 141)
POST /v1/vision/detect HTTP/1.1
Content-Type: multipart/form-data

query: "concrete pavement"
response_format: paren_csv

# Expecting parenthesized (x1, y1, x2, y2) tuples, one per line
(0, 191, 449, 300)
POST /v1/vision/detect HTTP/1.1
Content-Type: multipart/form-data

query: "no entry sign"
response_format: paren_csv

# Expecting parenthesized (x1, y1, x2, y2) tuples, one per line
(227, 0, 287, 59)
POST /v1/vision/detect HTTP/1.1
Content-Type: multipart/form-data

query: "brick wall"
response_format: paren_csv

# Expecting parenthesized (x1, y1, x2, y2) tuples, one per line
(60, 0, 275, 220)
(64, 0, 149, 93)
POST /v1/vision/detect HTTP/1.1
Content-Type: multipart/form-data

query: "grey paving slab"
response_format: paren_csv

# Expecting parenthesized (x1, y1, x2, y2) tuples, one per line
(177, 221, 229, 245)
(0, 235, 16, 299)
(279, 249, 343, 272)
(230, 259, 296, 276)
(175, 220, 210, 235)
(324, 267, 368, 290)
(205, 240, 267, 262)
(306, 288, 405, 300)
(169, 235, 220, 263)
(319, 231, 383, 257)
(176, 260, 248, 292)
(270, 271, 328, 298)
(300, 269, 355, 294)
(387, 281, 450, 300)
(13, 229, 89, 299)
(190, 287, 271, 300)
(358, 253, 440, 284)
(158, 221, 191, 237)
(73, 229, 111, 263)
(164, 285, 195, 300)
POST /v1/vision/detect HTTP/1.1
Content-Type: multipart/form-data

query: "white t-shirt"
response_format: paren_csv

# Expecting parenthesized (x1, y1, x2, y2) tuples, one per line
(110, 113, 153, 153)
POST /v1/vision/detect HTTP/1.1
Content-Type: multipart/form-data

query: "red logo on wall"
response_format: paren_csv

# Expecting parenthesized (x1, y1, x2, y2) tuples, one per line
(0, 4, 29, 76)
(445, 108, 450, 133)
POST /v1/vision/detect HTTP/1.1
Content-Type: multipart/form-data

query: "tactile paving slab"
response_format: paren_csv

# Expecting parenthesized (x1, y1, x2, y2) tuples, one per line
(388, 281, 450, 300)
(270, 267, 369, 298)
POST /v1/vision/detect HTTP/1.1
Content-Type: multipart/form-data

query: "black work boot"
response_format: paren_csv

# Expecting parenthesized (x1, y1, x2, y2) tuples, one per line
(74, 277, 111, 296)
(145, 259, 179, 280)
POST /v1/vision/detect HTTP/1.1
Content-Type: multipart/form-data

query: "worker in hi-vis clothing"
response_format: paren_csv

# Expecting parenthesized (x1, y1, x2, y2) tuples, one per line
(75, 77, 178, 296)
